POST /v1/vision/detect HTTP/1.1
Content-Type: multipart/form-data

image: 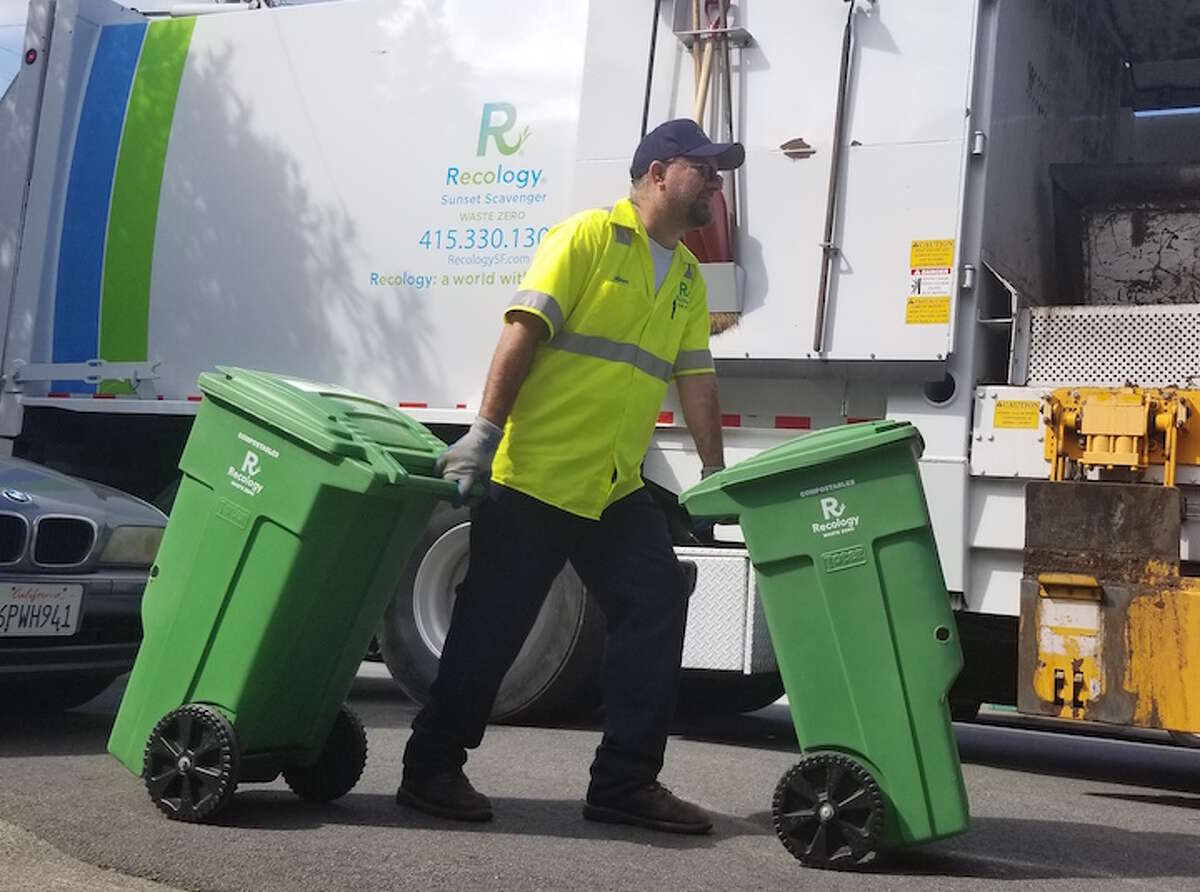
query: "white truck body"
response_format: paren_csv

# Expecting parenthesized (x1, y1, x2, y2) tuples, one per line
(3, 0, 1198, 704)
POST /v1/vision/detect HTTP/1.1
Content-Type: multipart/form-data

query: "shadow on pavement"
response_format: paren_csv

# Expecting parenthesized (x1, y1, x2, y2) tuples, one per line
(0, 710, 114, 758)
(215, 790, 769, 849)
(879, 815, 1200, 881)
(348, 674, 410, 704)
(738, 810, 1199, 881)
(671, 703, 800, 754)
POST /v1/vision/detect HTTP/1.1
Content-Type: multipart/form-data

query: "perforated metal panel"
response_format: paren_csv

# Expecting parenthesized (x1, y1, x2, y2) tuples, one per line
(1022, 304, 1200, 387)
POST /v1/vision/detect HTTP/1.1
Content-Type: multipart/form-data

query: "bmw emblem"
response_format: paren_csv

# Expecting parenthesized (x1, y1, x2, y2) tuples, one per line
(2, 488, 31, 504)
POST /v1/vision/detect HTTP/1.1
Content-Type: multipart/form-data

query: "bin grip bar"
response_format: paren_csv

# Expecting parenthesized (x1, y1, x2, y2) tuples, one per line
(368, 440, 484, 506)
(391, 471, 486, 507)
(391, 473, 460, 500)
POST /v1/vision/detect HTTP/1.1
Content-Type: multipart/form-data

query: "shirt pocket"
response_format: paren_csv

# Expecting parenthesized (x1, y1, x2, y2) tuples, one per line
(572, 276, 651, 342)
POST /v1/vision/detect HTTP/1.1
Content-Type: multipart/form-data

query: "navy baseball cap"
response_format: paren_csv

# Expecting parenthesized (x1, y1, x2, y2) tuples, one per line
(630, 119, 745, 179)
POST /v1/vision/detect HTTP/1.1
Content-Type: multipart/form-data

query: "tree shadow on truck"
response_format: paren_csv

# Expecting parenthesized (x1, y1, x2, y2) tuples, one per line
(16, 13, 476, 500)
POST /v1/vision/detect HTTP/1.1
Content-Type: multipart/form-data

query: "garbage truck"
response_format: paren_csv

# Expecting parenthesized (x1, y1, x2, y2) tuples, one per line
(2, 0, 1198, 738)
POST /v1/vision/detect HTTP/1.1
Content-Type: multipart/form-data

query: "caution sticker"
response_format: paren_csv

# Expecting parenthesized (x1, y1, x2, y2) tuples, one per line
(994, 399, 1041, 430)
(905, 296, 950, 325)
(907, 239, 954, 325)
(910, 239, 955, 268)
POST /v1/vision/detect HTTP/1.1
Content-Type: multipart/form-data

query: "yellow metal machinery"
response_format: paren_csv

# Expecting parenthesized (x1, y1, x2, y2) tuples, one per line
(1018, 387, 1200, 735)
(1044, 387, 1199, 486)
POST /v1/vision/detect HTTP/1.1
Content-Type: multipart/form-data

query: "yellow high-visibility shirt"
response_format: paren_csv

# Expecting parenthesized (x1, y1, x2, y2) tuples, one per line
(491, 198, 715, 519)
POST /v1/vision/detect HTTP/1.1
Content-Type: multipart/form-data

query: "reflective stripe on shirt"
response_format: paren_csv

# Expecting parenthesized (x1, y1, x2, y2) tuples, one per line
(509, 289, 565, 334)
(550, 331, 674, 382)
(673, 348, 714, 374)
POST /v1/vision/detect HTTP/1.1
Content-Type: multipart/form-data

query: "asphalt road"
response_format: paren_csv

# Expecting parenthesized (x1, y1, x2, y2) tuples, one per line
(1, 666, 1198, 892)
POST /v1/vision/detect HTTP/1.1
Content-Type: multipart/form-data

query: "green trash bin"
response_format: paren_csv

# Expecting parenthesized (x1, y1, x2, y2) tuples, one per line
(108, 367, 458, 822)
(680, 420, 969, 868)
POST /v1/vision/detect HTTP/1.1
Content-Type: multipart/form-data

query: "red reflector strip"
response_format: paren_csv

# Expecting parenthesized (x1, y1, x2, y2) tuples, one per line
(187, 395, 202, 402)
(774, 415, 811, 430)
(397, 401, 427, 408)
(657, 411, 675, 424)
(47, 392, 70, 398)
(721, 414, 741, 427)
(455, 403, 467, 409)
(91, 392, 116, 399)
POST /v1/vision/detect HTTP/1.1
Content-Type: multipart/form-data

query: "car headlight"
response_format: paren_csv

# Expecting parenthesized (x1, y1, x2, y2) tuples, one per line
(99, 526, 164, 567)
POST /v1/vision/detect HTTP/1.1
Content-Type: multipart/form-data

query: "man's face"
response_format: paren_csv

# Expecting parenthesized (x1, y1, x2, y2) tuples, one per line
(661, 156, 723, 229)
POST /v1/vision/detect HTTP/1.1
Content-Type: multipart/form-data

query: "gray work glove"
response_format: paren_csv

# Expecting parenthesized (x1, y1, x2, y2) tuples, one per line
(700, 465, 724, 480)
(435, 416, 504, 501)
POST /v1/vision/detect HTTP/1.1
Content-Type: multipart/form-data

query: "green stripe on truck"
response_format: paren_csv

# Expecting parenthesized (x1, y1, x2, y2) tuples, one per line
(100, 17, 195, 390)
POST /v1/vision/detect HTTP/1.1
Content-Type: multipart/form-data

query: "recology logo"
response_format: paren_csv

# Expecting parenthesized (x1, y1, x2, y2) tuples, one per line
(812, 495, 861, 538)
(444, 103, 543, 191)
(477, 102, 531, 156)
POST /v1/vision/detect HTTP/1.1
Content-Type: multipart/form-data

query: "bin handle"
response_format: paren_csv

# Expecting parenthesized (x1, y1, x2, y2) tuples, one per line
(368, 440, 485, 506)
(402, 474, 488, 507)
(398, 473, 468, 502)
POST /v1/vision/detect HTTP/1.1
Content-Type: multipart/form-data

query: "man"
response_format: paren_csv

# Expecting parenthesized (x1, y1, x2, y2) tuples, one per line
(396, 119, 743, 835)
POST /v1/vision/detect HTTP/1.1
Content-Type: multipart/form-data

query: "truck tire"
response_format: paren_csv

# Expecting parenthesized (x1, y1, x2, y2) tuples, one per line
(379, 505, 605, 723)
(675, 670, 785, 717)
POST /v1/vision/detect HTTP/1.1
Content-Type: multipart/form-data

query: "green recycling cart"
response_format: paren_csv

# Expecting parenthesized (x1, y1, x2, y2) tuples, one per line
(108, 368, 457, 822)
(680, 420, 969, 869)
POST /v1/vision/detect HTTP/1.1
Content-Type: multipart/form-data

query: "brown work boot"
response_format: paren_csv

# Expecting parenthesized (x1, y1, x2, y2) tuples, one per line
(395, 770, 493, 822)
(583, 782, 713, 835)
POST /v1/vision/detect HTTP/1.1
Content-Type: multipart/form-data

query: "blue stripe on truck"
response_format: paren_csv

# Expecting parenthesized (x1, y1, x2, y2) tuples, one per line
(52, 22, 146, 392)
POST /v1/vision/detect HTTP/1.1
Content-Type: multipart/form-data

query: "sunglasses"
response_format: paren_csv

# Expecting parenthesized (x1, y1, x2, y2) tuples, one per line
(669, 157, 722, 183)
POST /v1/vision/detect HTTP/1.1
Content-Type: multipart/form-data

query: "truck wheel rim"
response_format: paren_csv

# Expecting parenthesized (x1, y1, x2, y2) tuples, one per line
(410, 521, 580, 664)
(412, 523, 471, 657)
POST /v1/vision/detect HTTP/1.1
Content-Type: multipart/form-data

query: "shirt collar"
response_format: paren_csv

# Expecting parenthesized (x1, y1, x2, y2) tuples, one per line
(610, 198, 648, 243)
(611, 198, 689, 261)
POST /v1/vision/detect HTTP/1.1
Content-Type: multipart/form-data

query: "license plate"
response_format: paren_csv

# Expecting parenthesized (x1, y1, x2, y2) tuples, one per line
(0, 583, 84, 637)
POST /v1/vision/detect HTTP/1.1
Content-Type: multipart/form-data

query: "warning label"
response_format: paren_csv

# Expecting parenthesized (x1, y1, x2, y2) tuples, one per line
(994, 400, 1041, 430)
(905, 296, 950, 325)
(907, 239, 954, 325)
(909, 267, 952, 297)
(910, 239, 955, 268)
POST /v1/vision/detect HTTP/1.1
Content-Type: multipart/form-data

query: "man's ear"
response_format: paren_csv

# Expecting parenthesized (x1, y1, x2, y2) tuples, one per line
(648, 159, 669, 185)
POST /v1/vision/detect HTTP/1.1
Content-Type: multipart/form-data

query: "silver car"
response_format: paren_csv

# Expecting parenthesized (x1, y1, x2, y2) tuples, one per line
(0, 457, 165, 712)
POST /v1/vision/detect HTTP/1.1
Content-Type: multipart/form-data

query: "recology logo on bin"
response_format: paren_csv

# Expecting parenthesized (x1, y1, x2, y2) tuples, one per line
(226, 431, 278, 497)
(807, 481, 867, 573)
(805, 479, 861, 539)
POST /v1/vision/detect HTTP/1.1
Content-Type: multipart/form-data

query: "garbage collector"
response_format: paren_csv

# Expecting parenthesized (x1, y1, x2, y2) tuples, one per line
(396, 119, 744, 834)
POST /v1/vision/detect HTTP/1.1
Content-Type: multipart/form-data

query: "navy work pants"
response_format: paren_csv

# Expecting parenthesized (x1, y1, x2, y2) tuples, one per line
(402, 483, 689, 802)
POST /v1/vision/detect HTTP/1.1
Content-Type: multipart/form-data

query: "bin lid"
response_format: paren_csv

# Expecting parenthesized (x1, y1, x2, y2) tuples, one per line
(198, 367, 446, 472)
(680, 420, 921, 518)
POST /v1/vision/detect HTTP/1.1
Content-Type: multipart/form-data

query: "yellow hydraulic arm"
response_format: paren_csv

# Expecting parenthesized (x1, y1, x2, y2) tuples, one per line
(1043, 387, 1199, 486)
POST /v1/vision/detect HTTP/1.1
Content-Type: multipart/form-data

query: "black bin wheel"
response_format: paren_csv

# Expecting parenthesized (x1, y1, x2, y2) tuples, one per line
(772, 751, 884, 869)
(143, 704, 240, 823)
(283, 704, 367, 803)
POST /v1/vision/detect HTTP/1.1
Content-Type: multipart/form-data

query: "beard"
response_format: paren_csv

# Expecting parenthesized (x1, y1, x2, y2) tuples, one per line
(684, 192, 714, 229)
